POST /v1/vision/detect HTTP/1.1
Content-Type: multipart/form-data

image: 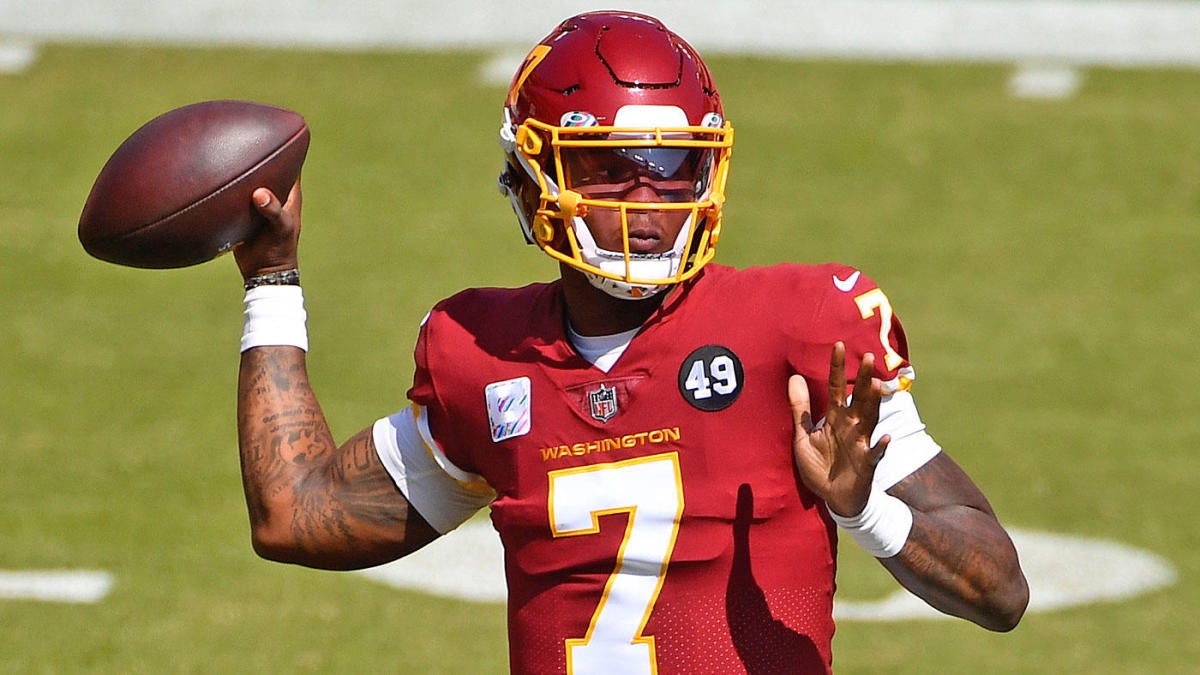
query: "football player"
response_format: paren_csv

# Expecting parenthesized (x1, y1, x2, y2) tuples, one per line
(233, 11, 1028, 674)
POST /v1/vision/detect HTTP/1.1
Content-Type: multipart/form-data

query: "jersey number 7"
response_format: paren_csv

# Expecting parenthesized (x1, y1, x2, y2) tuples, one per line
(548, 453, 684, 675)
(854, 288, 904, 371)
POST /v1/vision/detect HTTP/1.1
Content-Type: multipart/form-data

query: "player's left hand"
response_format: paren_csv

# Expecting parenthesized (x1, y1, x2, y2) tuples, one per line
(788, 342, 891, 518)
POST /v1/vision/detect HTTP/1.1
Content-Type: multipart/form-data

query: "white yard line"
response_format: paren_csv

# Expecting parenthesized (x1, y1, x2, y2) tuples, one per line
(357, 519, 1179, 619)
(0, 570, 114, 604)
(835, 528, 1179, 620)
(0, 39, 37, 73)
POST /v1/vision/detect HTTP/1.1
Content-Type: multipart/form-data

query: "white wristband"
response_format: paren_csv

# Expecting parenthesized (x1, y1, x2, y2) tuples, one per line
(829, 489, 913, 558)
(241, 285, 308, 352)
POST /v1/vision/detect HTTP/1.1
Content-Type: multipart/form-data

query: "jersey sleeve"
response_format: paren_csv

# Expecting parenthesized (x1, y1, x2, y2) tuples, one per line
(372, 405, 495, 534)
(406, 302, 485, 475)
(374, 305, 496, 535)
(818, 264, 915, 393)
(798, 264, 939, 487)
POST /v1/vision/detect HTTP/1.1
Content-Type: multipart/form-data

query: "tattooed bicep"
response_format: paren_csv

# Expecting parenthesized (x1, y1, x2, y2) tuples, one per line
(331, 428, 411, 527)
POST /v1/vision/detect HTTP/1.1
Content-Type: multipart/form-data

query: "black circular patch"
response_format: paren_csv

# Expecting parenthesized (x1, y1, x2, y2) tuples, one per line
(678, 345, 744, 412)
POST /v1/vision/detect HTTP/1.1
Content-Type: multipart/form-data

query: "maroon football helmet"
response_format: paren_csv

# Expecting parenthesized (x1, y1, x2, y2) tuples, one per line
(499, 11, 734, 299)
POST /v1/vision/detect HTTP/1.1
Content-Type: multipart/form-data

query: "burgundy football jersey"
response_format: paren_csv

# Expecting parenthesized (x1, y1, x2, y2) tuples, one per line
(408, 263, 910, 675)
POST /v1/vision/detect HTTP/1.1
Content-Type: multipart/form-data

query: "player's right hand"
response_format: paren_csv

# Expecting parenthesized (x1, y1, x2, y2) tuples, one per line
(235, 179, 303, 281)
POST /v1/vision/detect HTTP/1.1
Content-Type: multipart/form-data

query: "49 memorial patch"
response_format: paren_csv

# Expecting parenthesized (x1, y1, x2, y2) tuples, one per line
(679, 345, 744, 411)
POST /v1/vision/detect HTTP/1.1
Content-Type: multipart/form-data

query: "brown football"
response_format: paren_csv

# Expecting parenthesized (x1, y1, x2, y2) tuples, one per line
(78, 100, 309, 269)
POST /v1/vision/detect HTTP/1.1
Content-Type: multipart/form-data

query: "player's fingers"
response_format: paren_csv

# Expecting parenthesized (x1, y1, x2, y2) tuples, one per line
(850, 352, 878, 418)
(284, 178, 302, 208)
(278, 180, 303, 236)
(859, 379, 885, 432)
(828, 342, 847, 411)
(787, 374, 815, 433)
(252, 187, 283, 221)
(855, 351, 875, 393)
(869, 434, 891, 467)
(279, 179, 302, 223)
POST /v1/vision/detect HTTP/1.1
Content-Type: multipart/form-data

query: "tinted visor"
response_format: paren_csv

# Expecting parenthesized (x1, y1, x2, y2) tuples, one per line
(561, 145, 713, 202)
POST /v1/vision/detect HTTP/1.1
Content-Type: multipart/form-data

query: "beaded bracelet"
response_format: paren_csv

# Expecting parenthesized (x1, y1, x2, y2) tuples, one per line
(243, 268, 301, 291)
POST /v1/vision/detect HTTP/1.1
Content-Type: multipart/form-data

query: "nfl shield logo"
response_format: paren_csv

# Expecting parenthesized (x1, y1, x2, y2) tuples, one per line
(588, 383, 619, 422)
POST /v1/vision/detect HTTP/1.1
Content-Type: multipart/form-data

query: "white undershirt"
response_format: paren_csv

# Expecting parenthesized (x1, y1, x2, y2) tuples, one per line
(567, 324, 639, 373)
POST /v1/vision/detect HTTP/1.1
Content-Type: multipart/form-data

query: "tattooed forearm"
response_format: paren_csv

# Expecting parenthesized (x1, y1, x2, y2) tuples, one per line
(880, 454, 1029, 631)
(236, 346, 432, 570)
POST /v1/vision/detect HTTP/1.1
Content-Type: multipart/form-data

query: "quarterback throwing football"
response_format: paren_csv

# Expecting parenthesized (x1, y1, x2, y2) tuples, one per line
(233, 11, 1028, 674)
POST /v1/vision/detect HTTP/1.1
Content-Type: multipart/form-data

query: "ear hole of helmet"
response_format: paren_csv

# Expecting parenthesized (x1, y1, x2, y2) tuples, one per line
(532, 214, 557, 245)
(516, 125, 544, 156)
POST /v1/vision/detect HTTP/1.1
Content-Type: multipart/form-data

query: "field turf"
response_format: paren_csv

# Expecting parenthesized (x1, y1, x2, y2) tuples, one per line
(1, 43, 1197, 673)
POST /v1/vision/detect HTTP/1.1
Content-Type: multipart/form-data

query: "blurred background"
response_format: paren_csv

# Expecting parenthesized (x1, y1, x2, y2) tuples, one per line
(2, 1, 1198, 672)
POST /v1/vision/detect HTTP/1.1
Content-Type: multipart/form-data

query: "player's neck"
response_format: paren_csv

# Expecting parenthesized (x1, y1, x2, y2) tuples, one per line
(560, 266, 670, 337)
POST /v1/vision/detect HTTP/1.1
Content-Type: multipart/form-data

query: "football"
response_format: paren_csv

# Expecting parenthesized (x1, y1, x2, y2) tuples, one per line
(78, 99, 310, 269)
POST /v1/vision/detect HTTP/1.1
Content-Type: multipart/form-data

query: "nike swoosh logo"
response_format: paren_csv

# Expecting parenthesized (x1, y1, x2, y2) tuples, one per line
(833, 270, 861, 292)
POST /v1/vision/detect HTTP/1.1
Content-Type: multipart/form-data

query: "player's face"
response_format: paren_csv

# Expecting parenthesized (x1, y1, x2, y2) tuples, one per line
(578, 185, 691, 255)
(561, 144, 712, 254)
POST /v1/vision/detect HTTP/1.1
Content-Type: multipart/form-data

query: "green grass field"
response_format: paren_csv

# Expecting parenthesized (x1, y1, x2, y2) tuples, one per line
(2, 43, 1198, 673)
